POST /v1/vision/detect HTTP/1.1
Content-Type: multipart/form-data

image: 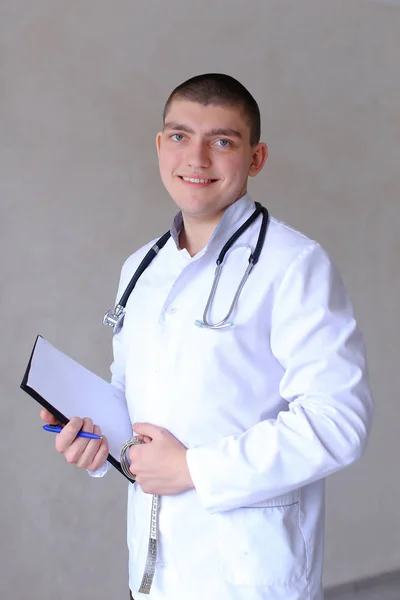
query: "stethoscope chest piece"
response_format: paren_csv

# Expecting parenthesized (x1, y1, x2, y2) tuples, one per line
(103, 304, 125, 334)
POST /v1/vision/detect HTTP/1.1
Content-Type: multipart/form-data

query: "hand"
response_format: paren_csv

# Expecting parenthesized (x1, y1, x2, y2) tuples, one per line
(129, 423, 194, 495)
(40, 409, 109, 472)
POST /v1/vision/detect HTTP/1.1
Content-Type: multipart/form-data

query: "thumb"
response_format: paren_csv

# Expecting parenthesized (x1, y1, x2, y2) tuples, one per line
(133, 422, 163, 440)
(40, 409, 62, 426)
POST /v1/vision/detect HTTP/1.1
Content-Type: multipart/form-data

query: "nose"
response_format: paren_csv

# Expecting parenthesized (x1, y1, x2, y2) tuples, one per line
(186, 140, 211, 170)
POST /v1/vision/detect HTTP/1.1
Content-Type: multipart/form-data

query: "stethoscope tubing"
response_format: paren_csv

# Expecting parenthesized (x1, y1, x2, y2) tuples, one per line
(104, 203, 269, 331)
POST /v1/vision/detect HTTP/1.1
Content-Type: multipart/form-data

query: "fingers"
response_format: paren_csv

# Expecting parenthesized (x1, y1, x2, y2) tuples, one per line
(55, 417, 87, 454)
(55, 417, 105, 469)
(76, 425, 108, 470)
(86, 434, 109, 471)
(40, 409, 62, 426)
(43, 414, 108, 472)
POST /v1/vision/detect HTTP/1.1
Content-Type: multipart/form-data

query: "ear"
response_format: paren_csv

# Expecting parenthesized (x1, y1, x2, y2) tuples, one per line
(248, 143, 268, 177)
(156, 131, 162, 157)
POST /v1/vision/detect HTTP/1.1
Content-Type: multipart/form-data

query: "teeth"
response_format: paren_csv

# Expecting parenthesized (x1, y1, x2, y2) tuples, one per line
(182, 177, 213, 184)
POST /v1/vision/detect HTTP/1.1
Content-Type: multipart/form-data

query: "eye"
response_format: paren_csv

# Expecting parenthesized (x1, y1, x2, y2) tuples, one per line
(215, 139, 231, 147)
(171, 133, 185, 142)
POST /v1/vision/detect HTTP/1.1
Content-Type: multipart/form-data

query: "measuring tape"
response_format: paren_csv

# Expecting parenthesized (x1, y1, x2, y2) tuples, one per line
(120, 436, 160, 595)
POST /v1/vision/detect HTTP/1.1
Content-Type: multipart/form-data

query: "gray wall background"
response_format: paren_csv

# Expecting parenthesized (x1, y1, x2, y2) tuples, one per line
(1, 1, 399, 598)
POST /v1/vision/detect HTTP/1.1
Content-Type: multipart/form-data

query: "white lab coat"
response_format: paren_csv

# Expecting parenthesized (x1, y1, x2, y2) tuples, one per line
(100, 194, 373, 600)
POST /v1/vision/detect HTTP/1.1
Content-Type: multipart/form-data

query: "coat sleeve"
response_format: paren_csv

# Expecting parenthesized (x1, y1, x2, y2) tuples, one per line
(109, 240, 158, 391)
(87, 261, 129, 479)
(186, 243, 374, 513)
(109, 262, 130, 392)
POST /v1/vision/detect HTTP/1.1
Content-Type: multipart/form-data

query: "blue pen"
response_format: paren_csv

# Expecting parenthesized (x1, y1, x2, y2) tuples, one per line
(43, 424, 102, 440)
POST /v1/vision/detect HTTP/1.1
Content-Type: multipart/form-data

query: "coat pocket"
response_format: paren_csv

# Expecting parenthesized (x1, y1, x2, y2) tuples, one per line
(215, 491, 307, 586)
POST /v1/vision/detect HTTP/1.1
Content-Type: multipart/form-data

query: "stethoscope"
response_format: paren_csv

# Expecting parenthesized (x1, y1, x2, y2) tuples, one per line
(103, 202, 269, 332)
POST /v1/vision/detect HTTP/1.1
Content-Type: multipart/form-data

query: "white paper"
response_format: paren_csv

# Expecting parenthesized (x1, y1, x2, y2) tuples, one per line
(27, 336, 132, 463)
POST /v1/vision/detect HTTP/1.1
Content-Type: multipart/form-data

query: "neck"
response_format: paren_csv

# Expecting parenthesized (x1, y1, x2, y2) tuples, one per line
(179, 212, 223, 257)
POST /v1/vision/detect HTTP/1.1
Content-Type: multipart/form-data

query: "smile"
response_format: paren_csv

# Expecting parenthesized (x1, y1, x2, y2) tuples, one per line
(179, 176, 217, 184)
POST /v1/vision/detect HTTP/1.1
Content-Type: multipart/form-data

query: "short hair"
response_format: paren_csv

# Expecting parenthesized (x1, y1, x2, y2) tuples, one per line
(163, 73, 261, 146)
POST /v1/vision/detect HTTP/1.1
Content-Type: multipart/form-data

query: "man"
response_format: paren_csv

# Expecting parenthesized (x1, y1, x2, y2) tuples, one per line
(41, 73, 374, 600)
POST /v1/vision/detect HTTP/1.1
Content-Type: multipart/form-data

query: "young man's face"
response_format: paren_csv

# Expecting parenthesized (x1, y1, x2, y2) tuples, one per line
(156, 99, 268, 222)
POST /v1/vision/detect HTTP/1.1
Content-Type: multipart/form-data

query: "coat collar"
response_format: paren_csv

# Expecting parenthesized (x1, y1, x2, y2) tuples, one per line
(170, 194, 256, 256)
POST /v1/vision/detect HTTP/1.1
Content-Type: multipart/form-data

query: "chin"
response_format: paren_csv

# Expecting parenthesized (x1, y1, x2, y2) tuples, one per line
(179, 201, 212, 218)
(173, 191, 209, 211)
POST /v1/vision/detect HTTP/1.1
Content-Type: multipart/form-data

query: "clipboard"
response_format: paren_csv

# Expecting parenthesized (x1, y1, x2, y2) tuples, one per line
(20, 335, 133, 480)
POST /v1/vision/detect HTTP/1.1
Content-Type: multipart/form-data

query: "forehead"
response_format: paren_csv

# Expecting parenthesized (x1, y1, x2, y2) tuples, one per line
(163, 99, 251, 139)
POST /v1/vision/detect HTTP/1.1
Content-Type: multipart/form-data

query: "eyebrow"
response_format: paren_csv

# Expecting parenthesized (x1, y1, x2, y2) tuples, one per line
(163, 122, 243, 140)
